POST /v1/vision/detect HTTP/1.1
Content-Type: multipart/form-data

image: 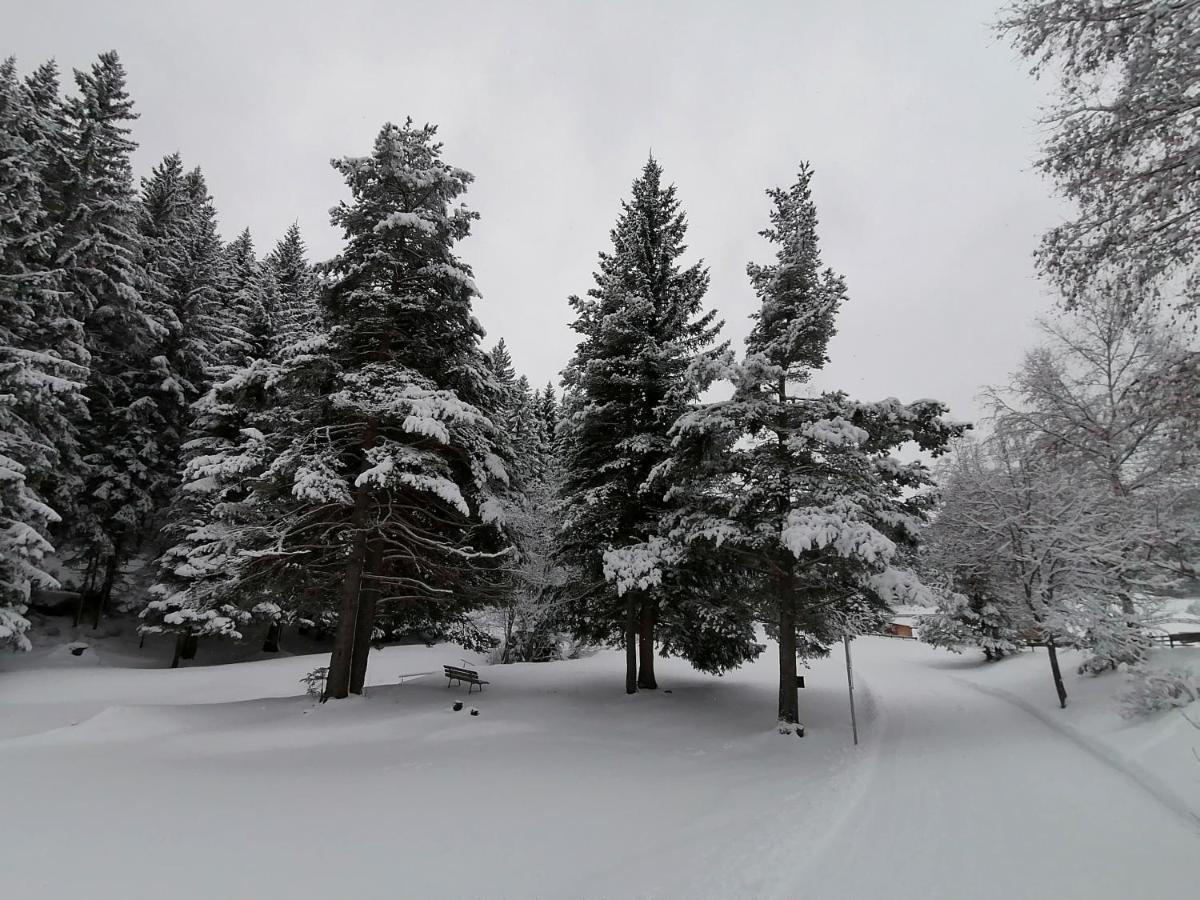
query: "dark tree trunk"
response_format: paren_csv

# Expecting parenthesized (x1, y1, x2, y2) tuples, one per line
(171, 633, 185, 669)
(76, 555, 98, 627)
(325, 420, 379, 702)
(262, 621, 282, 653)
(348, 542, 383, 696)
(637, 598, 657, 689)
(1046, 639, 1068, 708)
(778, 598, 799, 725)
(624, 592, 638, 695)
(181, 633, 199, 660)
(93, 550, 121, 630)
(324, 488, 371, 702)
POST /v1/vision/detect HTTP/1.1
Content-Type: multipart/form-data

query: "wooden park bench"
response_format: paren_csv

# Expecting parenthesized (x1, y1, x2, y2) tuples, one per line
(444, 664, 489, 693)
(1152, 631, 1200, 649)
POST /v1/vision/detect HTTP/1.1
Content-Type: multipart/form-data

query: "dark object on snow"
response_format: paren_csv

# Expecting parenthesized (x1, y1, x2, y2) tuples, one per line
(262, 621, 283, 653)
(29, 589, 80, 616)
(469, 708, 479, 717)
(68, 643, 88, 657)
(796, 726, 805, 738)
(796, 676, 805, 689)
(444, 664, 489, 693)
(664, 690, 672, 694)
(452, 701, 464, 711)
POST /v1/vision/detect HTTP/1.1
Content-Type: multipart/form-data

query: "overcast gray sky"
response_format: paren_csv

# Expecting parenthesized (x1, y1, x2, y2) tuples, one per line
(5, 0, 1066, 425)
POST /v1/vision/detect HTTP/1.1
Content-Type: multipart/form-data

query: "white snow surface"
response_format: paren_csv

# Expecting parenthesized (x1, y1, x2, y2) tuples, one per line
(1, 630, 1197, 899)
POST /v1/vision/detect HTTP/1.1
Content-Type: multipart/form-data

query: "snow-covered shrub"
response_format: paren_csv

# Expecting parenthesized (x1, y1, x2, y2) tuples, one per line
(301, 666, 329, 700)
(920, 590, 1022, 661)
(1119, 667, 1200, 717)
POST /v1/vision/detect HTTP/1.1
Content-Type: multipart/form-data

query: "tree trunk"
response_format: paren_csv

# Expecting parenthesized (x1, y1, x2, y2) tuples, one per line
(1046, 639, 1068, 708)
(324, 487, 371, 702)
(171, 633, 185, 669)
(348, 542, 383, 696)
(501, 606, 516, 664)
(262, 621, 282, 653)
(624, 592, 638, 695)
(76, 554, 98, 627)
(637, 598, 658, 689)
(778, 598, 799, 725)
(93, 550, 120, 630)
(181, 632, 199, 660)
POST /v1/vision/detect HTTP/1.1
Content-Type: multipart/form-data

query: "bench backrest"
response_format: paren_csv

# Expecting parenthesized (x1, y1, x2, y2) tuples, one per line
(444, 665, 481, 680)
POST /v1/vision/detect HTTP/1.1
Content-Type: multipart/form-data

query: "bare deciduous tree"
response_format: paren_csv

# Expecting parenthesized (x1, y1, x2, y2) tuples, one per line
(999, 1, 1200, 311)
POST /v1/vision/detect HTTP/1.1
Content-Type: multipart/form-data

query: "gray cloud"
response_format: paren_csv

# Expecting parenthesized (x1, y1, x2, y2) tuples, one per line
(5, 0, 1066, 424)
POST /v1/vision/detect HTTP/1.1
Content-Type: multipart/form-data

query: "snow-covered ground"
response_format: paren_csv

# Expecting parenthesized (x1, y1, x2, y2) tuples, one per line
(1, 625, 1197, 899)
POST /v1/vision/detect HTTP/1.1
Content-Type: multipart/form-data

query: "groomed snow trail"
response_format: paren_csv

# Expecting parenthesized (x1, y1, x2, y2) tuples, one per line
(1, 635, 1196, 899)
(780, 642, 1199, 900)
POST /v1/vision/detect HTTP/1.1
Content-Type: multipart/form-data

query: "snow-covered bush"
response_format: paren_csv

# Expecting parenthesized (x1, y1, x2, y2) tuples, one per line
(1119, 667, 1200, 717)
(301, 666, 329, 700)
(920, 589, 1023, 662)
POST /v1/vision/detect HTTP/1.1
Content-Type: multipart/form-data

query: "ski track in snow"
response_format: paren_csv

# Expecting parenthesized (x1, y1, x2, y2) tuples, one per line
(949, 674, 1200, 829)
(1, 637, 1197, 899)
(787, 648, 1199, 900)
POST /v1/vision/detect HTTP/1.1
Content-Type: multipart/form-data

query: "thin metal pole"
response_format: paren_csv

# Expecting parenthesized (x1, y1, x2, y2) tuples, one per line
(844, 635, 858, 746)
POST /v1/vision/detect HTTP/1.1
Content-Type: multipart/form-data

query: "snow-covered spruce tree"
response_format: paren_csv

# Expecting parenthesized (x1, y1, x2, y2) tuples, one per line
(222, 228, 272, 363)
(535, 382, 559, 449)
(143, 226, 324, 663)
(53, 52, 163, 621)
(919, 536, 1024, 662)
(140, 358, 287, 666)
(558, 157, 724, 693)
(0, 59, 87, 650)
(138, 157, 233, 444)
(919, 589, 1023, 662)
(266, 221, 321, 353)
(928, 430, 1150, 707)
(639, 165, 964, 731)
(257, 121, 514, 700)
(482, 350, 571, 663)
(87, 156, 235, 640)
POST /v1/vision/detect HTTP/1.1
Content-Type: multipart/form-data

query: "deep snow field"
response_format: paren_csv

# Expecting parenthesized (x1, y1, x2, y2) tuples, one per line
(1, 621, 1197, 900)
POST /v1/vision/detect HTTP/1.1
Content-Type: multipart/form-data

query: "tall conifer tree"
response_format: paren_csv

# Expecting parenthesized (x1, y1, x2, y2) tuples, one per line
(258, 121, 514, 699)
(558, 157, 723, 693)
(0, 58, 86, 648)
(53, 52, 160, 616)
(654, 166, 964, 729)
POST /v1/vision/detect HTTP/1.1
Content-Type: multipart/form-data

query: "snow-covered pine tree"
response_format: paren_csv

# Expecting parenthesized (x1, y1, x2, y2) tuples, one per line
(8, 59, 90, 524)
(140, 357, 286, 665)
(258, 121, 514, 699)
(535, 382, 558, 450)
(138, 156, 232, 443)
(558, 157, 724, 693)
(645, 165, 964, 730)
(919, 560, 1023, 662)
(222, 228, 272, 363)
(481, 347, 571, 662)
(142, 223, 326, 663)
(52, 52, 163, 621)
(266, 221, 320, 354)
(0, 58, 88, 650)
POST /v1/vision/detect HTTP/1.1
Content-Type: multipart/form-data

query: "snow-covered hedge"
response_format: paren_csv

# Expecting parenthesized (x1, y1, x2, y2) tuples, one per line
(1119, 667, 1200, 717)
